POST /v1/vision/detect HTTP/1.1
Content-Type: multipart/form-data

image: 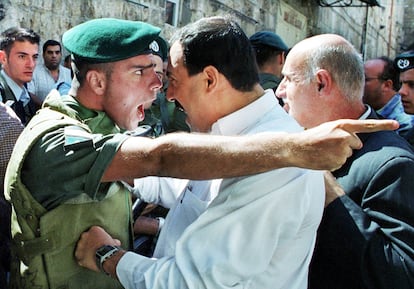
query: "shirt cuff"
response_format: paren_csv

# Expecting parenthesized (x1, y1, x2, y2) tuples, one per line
(117, 251, 157, 289)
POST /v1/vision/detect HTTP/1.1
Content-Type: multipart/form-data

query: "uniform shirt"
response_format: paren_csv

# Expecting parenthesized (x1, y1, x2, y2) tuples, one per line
(377, 93, 414, 137)
(259, 72, 281, 91)
(28, 63, 72, 101)
(20, 92, 129, 210)
(119, 90, 325, 289)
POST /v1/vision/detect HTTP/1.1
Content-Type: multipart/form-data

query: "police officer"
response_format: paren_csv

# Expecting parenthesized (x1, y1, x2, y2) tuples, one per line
(4, 17, 399, 289)
(250, 31, 288, 106)
(395, 50, 414, 146)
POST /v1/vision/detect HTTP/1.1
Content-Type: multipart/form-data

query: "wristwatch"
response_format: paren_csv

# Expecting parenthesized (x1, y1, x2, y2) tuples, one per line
(95, 245, 121, 275)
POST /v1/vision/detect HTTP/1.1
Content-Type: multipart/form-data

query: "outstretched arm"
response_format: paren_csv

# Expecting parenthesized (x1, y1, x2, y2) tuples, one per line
(103, 119, 398, 182)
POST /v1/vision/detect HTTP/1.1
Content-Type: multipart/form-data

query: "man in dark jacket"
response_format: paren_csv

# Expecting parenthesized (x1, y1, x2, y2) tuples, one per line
(277, 33, 414, 289)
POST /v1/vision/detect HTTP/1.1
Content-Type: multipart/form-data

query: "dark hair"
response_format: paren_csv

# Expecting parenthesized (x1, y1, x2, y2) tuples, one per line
(43, 39, 62, 54)
(374, 56, 400, 91)
(71, 57, 112, 86)
(170, 16, 259, 92)
(252, 44, 284, 68)
(0, 27, 40, 55)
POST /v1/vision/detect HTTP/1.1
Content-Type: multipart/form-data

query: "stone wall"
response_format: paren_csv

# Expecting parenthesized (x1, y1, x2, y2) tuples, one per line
(0, 0, 412, 59)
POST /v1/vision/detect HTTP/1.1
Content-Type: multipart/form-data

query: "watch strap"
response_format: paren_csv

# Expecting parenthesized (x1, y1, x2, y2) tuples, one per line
(95, 245, 121, 275)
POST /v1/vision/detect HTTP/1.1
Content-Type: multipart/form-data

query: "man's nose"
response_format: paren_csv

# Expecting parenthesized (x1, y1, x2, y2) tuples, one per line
(399, 84, 407, 97)
(166, 86, 175, 102)
(27, 57, 37, 68)
(275, 83, 285, 98)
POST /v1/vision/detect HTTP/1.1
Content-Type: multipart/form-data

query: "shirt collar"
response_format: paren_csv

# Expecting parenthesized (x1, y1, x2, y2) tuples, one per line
(211, 89, 278, 135)
(359, 104, 371, 120)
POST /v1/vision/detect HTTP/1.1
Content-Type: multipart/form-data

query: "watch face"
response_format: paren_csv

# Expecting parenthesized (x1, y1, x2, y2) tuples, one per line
(96, 245, 117, 257)
(96, 245, 120, 274)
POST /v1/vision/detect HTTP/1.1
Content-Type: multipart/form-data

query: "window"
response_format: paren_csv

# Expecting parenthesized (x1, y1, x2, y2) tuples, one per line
(166, 0, 179, 26)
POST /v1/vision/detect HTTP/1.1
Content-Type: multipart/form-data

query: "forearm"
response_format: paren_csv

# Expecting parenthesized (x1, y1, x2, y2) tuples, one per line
(133, 216, 160, 236)
(103, 118, 399, 182)
(102, 249, 127, 280)
(104, 132, 296, 181)
(154, 132, 297, 179)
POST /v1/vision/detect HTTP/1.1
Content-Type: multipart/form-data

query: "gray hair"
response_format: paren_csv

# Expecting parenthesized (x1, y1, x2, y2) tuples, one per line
(301, 40, 364, 102)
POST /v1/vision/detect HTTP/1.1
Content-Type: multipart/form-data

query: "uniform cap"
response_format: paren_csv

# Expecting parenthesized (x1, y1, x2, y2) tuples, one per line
(150, 36, 168, 61)
(62, 18, 161, 63)
(395, 50, 414, 72)
(249, 31, 288, 52)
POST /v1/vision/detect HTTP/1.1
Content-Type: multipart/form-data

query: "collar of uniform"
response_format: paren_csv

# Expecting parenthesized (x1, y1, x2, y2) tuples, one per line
(43, 93, 122, 135)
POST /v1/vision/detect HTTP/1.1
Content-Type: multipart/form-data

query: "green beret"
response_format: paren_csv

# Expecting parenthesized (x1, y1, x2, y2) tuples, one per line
(395, 50, 414, 72)
(150, 36, 168, 61)
(249, 31, 288, 52)
(62, 18, 161, 63)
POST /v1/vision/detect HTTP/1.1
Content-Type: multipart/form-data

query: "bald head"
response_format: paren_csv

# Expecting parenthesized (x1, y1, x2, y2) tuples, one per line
(277, 34, 366, 128)
(288, 34, 364, 101)
(290, 34, 348, 55)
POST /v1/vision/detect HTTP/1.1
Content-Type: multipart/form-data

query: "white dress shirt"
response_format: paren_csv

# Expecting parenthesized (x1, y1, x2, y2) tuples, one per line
(27, 63, 72, 101)
(120, 90, 325, 289)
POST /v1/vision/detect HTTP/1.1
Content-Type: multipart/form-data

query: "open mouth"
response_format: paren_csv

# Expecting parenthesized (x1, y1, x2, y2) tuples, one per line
(175, 100, 185, 112)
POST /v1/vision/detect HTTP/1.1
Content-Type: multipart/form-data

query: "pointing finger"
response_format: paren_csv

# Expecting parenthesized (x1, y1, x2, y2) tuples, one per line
(336, 119, 399, 134)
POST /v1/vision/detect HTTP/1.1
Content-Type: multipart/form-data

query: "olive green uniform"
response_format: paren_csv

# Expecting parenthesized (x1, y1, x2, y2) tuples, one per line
(142, 90, 190, 137)
(5, 90, 133, 289)
(259, 72, 282, 92)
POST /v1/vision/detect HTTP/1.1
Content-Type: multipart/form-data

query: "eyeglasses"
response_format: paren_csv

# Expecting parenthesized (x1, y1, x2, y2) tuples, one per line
(365, 77, 385, 82)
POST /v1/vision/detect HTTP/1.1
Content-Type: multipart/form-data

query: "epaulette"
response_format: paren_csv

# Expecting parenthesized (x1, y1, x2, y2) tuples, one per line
(64, 125, 94, 151)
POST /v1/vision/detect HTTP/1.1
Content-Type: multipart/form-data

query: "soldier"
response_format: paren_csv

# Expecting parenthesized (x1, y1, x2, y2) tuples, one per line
(395, 50, 414, 146)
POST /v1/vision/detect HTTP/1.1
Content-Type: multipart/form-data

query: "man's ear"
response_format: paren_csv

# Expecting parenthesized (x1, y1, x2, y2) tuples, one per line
(278, 52, 285, 65)
(86, 70, 106, 95)
(0, 50, 7, 65)
(382, 79, 394, 91)
(203, 65, 219, 92)
(315, 69, 331, 94)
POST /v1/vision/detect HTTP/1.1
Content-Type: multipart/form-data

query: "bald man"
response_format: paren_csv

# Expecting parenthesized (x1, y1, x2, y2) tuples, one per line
(277, 34, 414, 289)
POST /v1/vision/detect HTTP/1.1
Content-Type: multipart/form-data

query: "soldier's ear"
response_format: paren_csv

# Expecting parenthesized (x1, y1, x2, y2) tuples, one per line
(86, 70, 106, 95)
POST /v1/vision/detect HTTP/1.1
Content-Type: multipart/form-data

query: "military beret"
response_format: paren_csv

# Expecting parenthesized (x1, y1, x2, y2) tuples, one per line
(395, 50, 414, 72)
(150, 36, 168, 61)
(62, 18, 161, 63)
(249, 31, 288, 52)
